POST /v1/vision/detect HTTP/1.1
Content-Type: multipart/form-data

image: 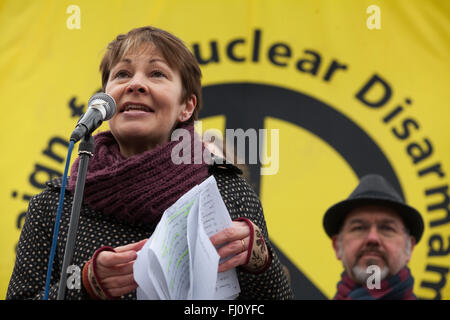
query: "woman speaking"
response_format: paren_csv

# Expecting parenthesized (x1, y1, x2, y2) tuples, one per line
(7, 26, 293, 300)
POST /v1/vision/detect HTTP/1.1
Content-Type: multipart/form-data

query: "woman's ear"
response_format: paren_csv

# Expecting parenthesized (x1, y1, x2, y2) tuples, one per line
(178, 94, 197, 122)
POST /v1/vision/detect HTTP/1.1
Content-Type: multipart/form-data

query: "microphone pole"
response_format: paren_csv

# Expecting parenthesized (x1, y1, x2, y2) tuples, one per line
(56, 133, 95, 299)
(44, 92, 114, 299)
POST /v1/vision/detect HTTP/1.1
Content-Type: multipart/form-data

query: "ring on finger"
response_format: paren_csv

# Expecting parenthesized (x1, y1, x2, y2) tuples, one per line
(241, 239, 246, 252)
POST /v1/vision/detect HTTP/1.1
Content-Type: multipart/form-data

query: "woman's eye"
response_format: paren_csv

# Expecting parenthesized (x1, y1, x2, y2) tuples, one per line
(114, 70, 130, 78)
(151, 70, 166, 78)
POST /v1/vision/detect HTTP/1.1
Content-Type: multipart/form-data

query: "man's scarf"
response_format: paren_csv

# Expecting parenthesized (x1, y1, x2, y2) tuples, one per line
(334, 267, 416, 300)
(67, 124, 209, 226)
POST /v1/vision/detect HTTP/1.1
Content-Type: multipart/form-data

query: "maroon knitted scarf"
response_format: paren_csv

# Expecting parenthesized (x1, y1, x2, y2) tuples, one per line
(334, 267, 416, 300)
(67, 125, 209, 225)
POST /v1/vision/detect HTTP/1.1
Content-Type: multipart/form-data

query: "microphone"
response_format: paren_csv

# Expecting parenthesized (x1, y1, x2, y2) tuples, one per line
(70, 93, 116, 142)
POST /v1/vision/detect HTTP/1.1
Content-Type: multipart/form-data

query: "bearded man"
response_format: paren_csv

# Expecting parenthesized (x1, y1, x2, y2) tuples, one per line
(323, 174, 424, 300)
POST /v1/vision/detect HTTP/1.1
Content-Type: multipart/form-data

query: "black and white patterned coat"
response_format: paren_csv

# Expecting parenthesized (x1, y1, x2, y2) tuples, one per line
(7, 164, 293, 300)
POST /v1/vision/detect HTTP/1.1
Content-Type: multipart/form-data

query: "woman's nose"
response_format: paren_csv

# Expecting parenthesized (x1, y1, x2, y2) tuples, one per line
(126, 76, 148, 94)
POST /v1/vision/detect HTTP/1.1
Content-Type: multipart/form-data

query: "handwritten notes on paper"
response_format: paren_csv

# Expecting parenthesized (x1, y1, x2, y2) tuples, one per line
(133, 176, 241, 300)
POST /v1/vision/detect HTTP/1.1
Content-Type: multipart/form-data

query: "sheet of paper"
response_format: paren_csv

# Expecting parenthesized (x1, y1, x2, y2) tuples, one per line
(147, 248, 171, 299)
(149, 200, 195, 300)
(198, 177, 234, 236)
(133, 175, 240, 300)
(197, 178, 241, 299)
(188, 196, 220, 299)
(134, 242, 160, 300)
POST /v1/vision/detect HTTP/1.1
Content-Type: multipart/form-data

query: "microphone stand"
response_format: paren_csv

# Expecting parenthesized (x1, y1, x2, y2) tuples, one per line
(56, 134, 95, 300)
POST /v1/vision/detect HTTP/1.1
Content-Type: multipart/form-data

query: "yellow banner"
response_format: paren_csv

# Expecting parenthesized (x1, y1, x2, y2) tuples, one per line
(0, 0, 449, 299)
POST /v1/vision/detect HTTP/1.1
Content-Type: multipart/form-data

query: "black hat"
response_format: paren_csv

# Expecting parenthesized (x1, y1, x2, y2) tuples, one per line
(323, 174, 424, 243)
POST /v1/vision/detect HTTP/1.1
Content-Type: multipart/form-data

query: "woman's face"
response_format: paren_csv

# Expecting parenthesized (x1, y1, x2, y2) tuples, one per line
(106, 44, 195, 157)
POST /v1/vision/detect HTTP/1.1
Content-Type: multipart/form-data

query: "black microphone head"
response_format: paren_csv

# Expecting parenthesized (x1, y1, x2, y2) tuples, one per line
(87, 92, 116, 120)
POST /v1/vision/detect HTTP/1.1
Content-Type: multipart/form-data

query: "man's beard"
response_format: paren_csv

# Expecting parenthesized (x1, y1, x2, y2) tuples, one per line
(338, 243, 390, 285)
(338, 236, 412, 286)
(352, 248, 390, 284)
(352, 259, 390, 285)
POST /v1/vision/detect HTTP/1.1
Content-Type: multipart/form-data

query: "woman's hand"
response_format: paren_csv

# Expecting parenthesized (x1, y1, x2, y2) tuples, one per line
(95, 239, 147, 297)
(209, 221, 250, 272)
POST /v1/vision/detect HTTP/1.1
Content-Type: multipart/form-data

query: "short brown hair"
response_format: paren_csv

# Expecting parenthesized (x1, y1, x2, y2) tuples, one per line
(99, 26, 202, 123)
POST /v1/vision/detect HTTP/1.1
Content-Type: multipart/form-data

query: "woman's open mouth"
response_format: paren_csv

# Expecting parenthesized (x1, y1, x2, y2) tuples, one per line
(120, 103, 154, 113)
